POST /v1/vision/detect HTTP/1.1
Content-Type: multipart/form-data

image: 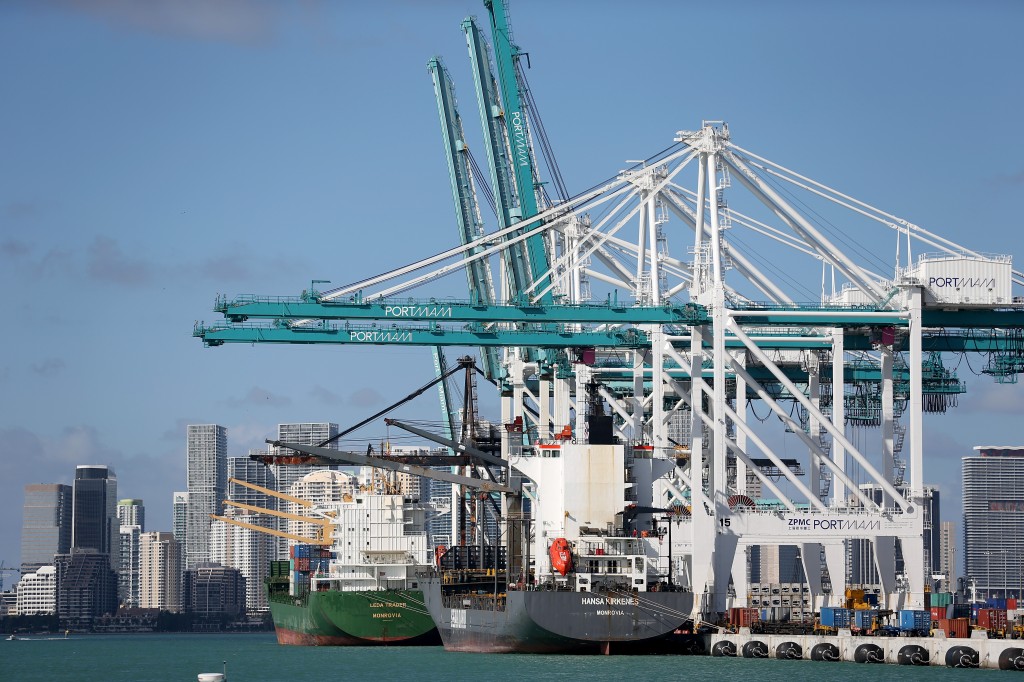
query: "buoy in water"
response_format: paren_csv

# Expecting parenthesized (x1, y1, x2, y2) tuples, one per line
(198, 661, 227, 682)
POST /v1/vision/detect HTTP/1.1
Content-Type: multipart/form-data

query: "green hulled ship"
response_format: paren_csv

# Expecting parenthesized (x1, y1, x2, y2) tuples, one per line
(263, 492, 440, 646)
(267, 579, 439, 646)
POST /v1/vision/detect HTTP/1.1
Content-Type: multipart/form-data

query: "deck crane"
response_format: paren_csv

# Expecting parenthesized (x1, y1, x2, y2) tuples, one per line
(211, 478, 336, 546)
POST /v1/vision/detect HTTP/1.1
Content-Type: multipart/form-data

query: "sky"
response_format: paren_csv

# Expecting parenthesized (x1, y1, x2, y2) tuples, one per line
(1, 0, 1023, 572)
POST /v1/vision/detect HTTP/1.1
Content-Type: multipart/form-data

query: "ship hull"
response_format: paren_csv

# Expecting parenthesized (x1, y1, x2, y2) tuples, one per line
(423, 581, 694, 653)
(268, 589, 440, 646)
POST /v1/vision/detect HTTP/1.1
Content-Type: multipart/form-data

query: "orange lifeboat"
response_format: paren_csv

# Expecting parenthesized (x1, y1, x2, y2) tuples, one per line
(434, 544, 447, 567)
(549, 538, 572, 576)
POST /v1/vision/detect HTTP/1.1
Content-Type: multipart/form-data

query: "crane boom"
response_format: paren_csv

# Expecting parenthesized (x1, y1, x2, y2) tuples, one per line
(483, 0, 553, 303)
(223, 499, 334, 526)
(210, 514, 328, 546)
(428, 57, 501, 379)
(269, 440, 516, 493)
(229, 476, 313, 508)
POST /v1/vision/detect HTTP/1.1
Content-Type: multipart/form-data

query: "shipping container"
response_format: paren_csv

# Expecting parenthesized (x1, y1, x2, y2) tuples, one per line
(898, 610, 930, 634)
(854, 609, 879, 630)
(1008, 598, 1018, 610)
(938, 618, 969, 639)
(932, 592, 953, 607)
(978, 609, 1008, 632)
(728, 607, 760, 627)
(950, 603, 971, 619)
(820, 607, 853, 628)
(930, 606, 947, 622)
(987, 598, 1008, 610)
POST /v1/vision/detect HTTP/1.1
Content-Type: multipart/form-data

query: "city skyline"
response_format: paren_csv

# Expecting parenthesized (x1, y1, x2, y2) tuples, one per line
(2, 1, 1023, 570)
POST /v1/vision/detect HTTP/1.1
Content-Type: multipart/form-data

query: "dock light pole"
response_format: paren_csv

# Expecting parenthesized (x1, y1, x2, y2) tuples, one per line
(984, 550, 1007, 600)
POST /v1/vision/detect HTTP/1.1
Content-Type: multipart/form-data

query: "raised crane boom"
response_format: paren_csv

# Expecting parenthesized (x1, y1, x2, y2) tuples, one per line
(428, 56, 501, 379)
(482, 0, 553, 304)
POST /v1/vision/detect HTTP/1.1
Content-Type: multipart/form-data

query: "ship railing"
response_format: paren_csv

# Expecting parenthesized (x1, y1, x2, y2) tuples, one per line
(442, 593, 507, 612)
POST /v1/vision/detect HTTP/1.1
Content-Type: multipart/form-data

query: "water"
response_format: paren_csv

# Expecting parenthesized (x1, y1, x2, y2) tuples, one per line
(2, 633, 997, 681)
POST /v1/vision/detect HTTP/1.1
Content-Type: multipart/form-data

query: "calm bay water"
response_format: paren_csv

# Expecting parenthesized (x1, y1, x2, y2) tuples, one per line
(2, 633, 999, 681)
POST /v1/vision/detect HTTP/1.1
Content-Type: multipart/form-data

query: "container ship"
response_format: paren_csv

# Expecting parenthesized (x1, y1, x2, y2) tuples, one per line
(218, 485, 440, 646)
(421, 435, 694, 654)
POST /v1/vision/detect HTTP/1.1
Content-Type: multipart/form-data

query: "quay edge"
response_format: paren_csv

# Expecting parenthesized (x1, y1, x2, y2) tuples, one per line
(707, 629, 1024, 670)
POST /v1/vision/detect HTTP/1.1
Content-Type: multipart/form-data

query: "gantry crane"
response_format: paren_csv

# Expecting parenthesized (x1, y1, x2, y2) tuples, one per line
(194, 1, 1024, 621)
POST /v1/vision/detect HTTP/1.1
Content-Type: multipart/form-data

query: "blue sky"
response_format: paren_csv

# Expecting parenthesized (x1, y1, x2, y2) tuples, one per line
(2, 0, 1022, 570)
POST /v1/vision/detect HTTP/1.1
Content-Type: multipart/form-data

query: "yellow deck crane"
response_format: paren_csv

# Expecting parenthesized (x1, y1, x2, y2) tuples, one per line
(210, 477, 337, 547)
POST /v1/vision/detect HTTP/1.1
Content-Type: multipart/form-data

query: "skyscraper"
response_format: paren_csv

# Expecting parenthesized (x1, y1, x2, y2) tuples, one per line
(20, 483, 72, 574)
(939, 520, 957, 593)
(118, 525, 142, 607)
(172, 491, 189, 549)
(208, 456, 278, 611)
(269, 423, 338, 559)
(140, 531, 182, 612)
(963, 446, 1024, 599)
(186, 425, 227, 570)
(116, 499, 145, 530)
(116, 498, 145, 607)
(72, 465, 118, 570)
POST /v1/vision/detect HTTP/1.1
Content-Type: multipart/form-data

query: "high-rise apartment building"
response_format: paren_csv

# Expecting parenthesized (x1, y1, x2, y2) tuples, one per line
(208, 456, 279, 611)
(172, 491, 189, 548)
(186, 425, 227, 569)
(116, 499, 145, 529)
(939, 520, 957, 593)
(72, 465, 118, 570)
(115, 498, 145, 607)
(963, 446, 1024, 599)
(140, 531, 182, 612)
(20, 483, 72, 574)
(118, 525, 142, 607)
(270, 423, 338, 559)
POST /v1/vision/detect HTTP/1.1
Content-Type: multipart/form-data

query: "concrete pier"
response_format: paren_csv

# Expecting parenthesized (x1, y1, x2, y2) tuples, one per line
(707, 628, 1024, 670)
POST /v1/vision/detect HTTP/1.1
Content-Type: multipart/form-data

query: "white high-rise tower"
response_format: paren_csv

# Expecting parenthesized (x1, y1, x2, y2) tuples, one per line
(185, 425, 227, 570)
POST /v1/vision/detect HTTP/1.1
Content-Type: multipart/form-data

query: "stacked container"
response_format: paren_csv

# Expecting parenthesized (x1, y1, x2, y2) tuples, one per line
(820, 607, 853, 628)
(898, 609, 931, 634)
(978, 608, 1008, 633)
(854, 609, 878, 630)
(937, 618, 970, 638)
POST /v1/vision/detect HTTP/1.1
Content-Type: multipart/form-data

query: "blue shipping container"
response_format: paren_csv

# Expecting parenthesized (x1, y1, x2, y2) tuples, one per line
(820, 607, 853, 628)
(899, 610, 930, 632)
(854, 609, 879, 629)
(864, 593, 879, 606)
